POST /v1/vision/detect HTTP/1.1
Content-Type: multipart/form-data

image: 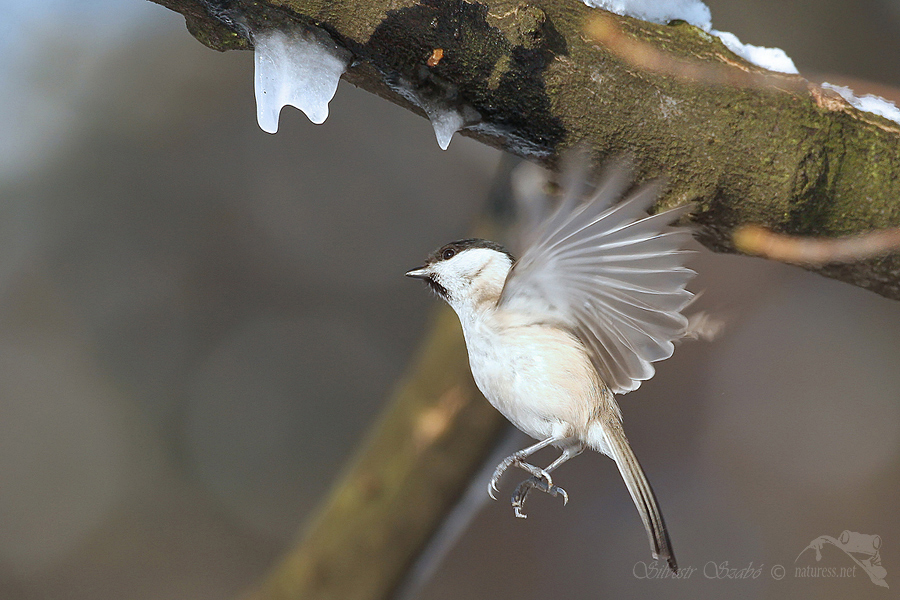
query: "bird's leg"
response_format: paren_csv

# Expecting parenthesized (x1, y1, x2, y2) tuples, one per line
(511, 442, 585, 518)
(488, 436, 561, 500)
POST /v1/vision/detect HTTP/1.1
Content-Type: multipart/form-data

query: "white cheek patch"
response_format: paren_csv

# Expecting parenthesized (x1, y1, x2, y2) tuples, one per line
(452, 248, 509, 276)
(435, 249, 512, 303)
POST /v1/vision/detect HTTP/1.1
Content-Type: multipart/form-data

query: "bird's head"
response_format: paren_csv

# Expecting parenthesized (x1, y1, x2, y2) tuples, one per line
(406, 239, 515, 311)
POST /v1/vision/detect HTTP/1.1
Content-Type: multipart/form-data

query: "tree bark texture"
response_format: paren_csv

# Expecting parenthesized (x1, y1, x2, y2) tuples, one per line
(152, 0, 900, 299)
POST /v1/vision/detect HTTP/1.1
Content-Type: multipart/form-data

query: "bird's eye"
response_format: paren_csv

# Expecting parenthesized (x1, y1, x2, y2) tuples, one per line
(442, 248, 456, 260)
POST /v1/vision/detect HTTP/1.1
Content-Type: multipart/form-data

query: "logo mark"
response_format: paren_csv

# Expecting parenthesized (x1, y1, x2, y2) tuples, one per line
(796, 530, 888, 588)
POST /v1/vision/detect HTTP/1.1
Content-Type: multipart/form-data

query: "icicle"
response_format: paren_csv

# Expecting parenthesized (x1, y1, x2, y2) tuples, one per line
(426, 107, 465, 150)
(253, 28, 350, 133)
(385, 76, 479, 151)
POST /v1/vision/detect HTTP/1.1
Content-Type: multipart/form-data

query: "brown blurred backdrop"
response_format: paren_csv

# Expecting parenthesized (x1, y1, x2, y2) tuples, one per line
(0, 1, 898, 599)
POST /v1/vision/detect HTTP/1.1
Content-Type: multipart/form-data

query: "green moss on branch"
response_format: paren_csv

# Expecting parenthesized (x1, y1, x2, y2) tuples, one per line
(152, 0, 900, 299)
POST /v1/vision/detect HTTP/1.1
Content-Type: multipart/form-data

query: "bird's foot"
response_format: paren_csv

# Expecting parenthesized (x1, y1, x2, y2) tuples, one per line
(511, 476, 569, 518)
(488, 453, 553, 500)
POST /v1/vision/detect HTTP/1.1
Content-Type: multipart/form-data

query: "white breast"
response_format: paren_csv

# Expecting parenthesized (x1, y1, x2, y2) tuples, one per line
(460, 309, 605, 442)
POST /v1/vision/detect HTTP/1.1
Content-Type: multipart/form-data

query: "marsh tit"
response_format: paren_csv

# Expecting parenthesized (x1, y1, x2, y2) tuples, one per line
(406, 160, 696, 573)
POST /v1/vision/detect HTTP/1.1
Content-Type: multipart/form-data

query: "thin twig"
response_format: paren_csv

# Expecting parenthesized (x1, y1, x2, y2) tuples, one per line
(733, 225, 900, 265)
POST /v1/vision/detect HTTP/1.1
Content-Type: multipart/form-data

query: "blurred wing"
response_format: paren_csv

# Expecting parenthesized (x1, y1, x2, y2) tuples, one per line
(499, 164, 695, 394)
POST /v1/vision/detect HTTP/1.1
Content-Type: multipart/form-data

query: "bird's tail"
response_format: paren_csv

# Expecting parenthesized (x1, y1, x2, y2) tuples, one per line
(591, 421, 677, 573)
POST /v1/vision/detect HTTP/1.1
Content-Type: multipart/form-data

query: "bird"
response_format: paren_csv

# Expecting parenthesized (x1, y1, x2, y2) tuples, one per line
(405, 157, 697, 573)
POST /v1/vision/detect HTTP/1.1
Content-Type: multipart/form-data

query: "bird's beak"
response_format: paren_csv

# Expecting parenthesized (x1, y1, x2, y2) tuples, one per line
(405, 266, 430, 280)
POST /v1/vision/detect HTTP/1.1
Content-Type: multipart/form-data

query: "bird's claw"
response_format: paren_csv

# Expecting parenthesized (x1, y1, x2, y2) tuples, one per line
(488, 459, 511, 500)
(534, 468, 553, 489)
(488, 454, 552, 500)
(487, 480, 499, 500)
(510, 475, 569, 518)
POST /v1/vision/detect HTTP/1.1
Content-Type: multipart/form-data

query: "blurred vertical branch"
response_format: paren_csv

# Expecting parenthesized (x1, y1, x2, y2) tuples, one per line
(240, 161, 520, 600)
(241, 308, 505, 600)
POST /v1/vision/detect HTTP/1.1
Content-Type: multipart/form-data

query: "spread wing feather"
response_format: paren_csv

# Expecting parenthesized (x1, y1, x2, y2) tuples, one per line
(500, 164, 696, 394)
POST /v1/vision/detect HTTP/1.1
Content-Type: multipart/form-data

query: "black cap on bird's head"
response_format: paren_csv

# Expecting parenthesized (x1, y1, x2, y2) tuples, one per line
(426, 239, 514, 265)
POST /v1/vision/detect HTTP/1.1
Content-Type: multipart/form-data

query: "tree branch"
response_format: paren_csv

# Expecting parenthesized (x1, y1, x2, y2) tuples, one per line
(239, 306, 506, 600)
(151, 0, 900, 298)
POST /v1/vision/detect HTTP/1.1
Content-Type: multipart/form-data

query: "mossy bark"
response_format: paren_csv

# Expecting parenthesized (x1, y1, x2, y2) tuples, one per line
(152, 0, 900, 299)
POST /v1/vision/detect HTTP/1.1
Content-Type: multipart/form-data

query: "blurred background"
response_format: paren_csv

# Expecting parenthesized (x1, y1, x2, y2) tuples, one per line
(0, 1, 898, 598)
